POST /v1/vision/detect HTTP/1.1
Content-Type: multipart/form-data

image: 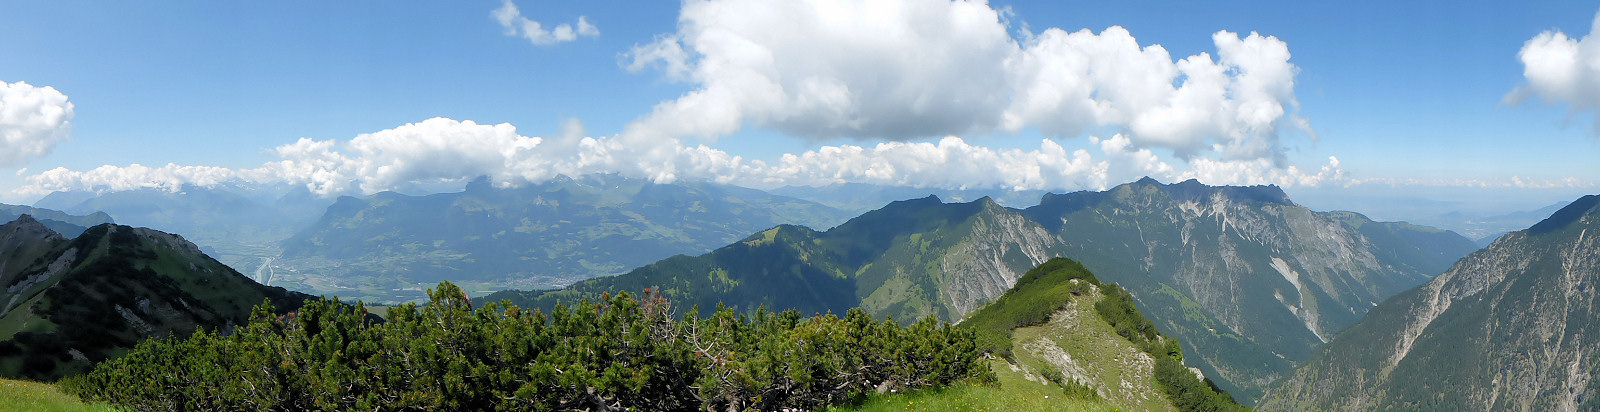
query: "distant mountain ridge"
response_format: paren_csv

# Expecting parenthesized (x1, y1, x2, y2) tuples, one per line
(489, 177, 1479, 402)
(0, 204, 113, 238)
(275, 174, 855, 301)
(489, 194, 1063, 323)
(772, 182, 1051, 214)
(1261, 194, 1600, 410)
(0, 216, 310, 381)
(34, 184, 333, 278)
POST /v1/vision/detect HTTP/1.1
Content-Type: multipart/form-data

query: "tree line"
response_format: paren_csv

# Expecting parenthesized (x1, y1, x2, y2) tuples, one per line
(61, 282, 990, 411)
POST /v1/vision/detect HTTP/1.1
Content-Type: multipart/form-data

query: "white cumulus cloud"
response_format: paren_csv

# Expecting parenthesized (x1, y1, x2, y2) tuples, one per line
(0, 80, 74, 168)
(492, 0, 599, 46)
(1506, 10, 1600, 136)
(623, 0, 1312, 163)
(623, 0, 1014, 142)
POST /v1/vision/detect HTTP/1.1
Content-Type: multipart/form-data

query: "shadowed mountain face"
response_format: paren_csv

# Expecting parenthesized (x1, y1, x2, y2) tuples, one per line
(0, 216, 310, 381)
(489, 178, 1478, 402)
(1261, 195, 1600, 411)
(275, 175, 855, 300)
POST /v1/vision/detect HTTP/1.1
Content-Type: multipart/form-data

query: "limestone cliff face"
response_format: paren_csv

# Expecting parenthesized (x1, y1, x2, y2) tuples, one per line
(1260, 195, 1600, 411)
(1025, 178, 1468, 402)
(847, 197, 1069, 323)
(937, 201, 1063, 320)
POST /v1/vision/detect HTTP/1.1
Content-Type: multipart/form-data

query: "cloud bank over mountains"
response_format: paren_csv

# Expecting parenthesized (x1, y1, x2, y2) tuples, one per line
(18, 0, 1339, 197)
(0, 80, 73, 168)
(18, 117, 1348, 197)
(14, 0, 1589, 199)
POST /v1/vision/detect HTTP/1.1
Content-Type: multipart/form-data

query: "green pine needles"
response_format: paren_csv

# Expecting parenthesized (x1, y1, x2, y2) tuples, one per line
(60, 282, 991, 411)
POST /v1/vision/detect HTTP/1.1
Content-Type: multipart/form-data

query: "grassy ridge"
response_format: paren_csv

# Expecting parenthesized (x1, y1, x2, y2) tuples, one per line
(828, 359, 1115, 412)
(960, 258, 1099, 358)
(960, 258, 1249, 412)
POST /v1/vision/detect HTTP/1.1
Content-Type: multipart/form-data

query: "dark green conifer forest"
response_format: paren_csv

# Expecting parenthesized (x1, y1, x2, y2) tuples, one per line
(61, 282, 989, 411)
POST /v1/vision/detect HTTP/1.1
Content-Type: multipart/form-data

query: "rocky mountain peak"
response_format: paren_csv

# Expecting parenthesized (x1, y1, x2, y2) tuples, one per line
(1149, 178, 1292, 206)
(2, 214, 64, 243)
(1037, 179, 1294, 217)
(7, 213, 42, 227)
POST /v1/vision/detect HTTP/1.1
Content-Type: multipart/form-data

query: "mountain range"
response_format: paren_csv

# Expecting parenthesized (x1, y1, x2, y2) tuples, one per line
(19, 174, 1600, 409)
(771, 182, 1050, 213)
(489, 194, 1061, 323)
(488, 177, 1480, 402)
(1021, 178, 1479, 401)
(0, 204, 113, 238)
(34, 184, 333, 279)
(1260, 194, 1600, 410)
(273, 174, 854, 302)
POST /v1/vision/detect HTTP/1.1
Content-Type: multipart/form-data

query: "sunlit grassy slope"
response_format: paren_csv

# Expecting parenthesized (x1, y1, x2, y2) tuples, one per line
(0, 379, 116, 412)
(827, 359, 1117, 412)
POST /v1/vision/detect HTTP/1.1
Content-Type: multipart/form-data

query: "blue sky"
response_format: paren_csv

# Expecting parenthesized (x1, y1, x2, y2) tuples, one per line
(0, 0, 1596, 218)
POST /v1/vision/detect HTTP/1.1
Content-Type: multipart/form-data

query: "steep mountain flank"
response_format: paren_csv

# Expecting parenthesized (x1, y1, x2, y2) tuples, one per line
(488, 195, 1066, 323)
(1022, 178, 1477, 401)
(0, 217, 310, 381)
(277, 175, 851, 300)
(0, 216, 70, 290)
(1260, 195, 1600, 411)
(1325, 210, 1482, 276)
